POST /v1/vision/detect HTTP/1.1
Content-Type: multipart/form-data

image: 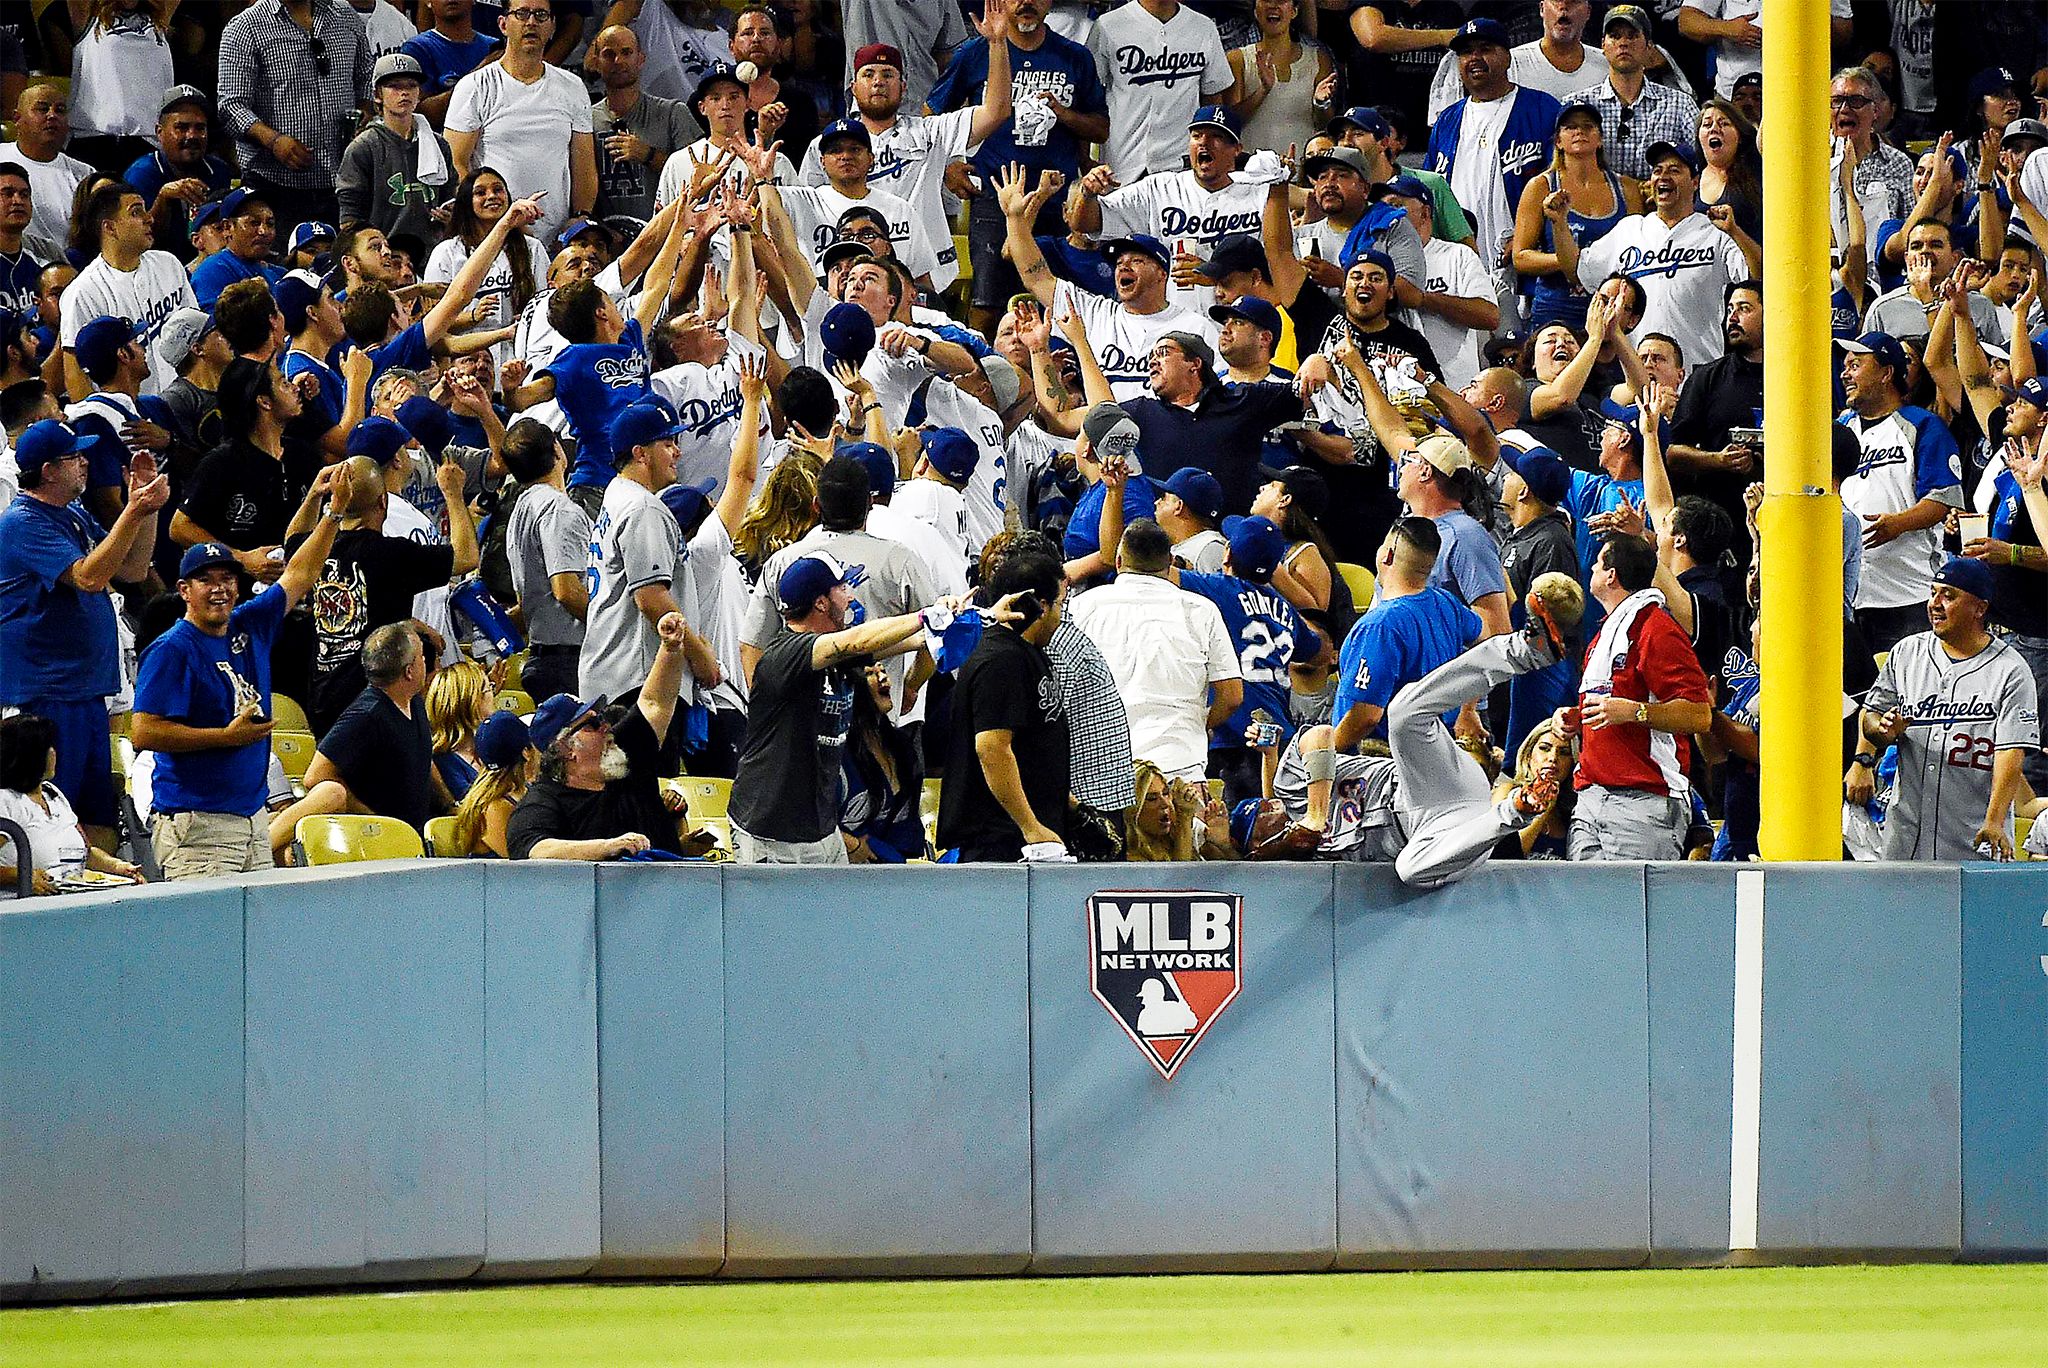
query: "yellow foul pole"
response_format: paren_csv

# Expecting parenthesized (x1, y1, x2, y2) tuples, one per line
(1758, 0, 1843, 860)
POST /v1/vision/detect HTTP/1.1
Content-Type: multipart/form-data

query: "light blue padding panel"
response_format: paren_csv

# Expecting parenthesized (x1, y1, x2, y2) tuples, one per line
(243, 862, 487, 1284)
(721, 866, 1032, 1275)
(1646, 864, 1735, 1257)
(1756, 864, 1959, 1254)
(1335, 862, 1650, 1266)
(1959, 864, 2048, 1253)
(1027, 864, 1337, 1272)
(592, 863, 725, 1275)
(481, 861, 600, 1278)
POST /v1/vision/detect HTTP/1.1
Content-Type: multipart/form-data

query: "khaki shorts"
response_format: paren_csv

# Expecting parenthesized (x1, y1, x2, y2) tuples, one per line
(153, 811, 274, 881)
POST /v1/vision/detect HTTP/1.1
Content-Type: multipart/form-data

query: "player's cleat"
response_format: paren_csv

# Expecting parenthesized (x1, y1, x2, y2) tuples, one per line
(1248, 819, 1326, 861)
(1522, 572, 1585, 664)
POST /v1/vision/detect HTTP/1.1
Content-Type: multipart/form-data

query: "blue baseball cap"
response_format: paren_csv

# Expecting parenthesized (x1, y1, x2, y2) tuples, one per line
(817, 116, 872, 151)
(555, 218, 612, 251)
(73, 314, 145, 381)
(1368, 173, 1431, 203)
(1645, 139, 1704, 174)
(1189, 104, 1242, 142)
(1969, 65, 2020, 103)
(1325, 106, 1389, 139)
(919, 427, 979, 485)
(1341, 244, 1397, 276)
(1449, 16, 1510, 51)
(820, 236, 870, 274)
(1221, 514, 1287, 582)
(474, 710, 533, 770)
(188, 197, 226, 236)
(1228, 798, 1266, 853)
(838, 440, 896, 497)
(288, 220, 335, 254)
(217, 186, 266, 220)
(274, 268, 327, 334)
(820, 301, 877, 366)
(1195, 234, 1266, 281)
(345, 414, 414, 466)
(1839, 330, 1909, 382)
(177, 541, 240, 580)
(1102, 234, 1171, 269)
(395, 393, 453, 457)
(659, 476, 719, 531)
(1208, 294, 1282, 340)
(12, 419, 101, 482)
(777, 551, 855, 616)
(691, 62, 747, 105)
(1506, 445, 1572, 507)
(1933, 556, 1996, 603)
(1161, 466, 1224, 523)
(2014, 376, 2048, 408)
(1555, 99, 1603, 131)
(529, 692, 609, 753)
(609, 401, 681, 463)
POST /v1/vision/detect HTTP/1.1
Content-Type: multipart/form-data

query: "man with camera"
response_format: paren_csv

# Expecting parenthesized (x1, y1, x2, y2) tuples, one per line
(1668, 280, 1765, 564)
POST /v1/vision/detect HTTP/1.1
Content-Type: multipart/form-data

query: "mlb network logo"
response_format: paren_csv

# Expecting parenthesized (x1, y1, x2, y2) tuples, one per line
(1088, 892, 1243, 1080)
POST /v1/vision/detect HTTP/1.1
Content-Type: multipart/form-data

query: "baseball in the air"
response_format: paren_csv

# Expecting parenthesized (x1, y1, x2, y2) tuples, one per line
(735, 60, 760, 83)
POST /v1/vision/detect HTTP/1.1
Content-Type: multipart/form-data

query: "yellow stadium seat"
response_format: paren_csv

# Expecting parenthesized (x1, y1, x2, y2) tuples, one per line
(271, 730, 318, 782)
(501, 651, 527, 691)
(496, 688, 535, 715)
(921, 777, 943, 846)
(424, 815, 464, 857)
(2018, 817, 2034, 861)
(1336, 561, 1375, 612)
(270, 694, 310, 733)
(953, 233, 972, 284)
(296, 814, 424, 865)
(663, 776, 733, 852)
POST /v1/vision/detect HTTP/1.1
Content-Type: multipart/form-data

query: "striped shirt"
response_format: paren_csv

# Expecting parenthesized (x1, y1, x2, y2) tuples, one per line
(218, 0, 372, 187)
(1046, 618, 1135, 812)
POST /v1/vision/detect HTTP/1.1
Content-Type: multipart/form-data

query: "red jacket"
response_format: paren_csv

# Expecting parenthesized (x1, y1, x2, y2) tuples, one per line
(1575, 604, 1711, 797)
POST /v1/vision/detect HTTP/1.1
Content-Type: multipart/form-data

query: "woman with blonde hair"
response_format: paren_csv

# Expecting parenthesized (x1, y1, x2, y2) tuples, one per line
(449, 712, 536, 858)
(735, 450, 822, 577)
(1512, 101, 1645, 333)
(1124, 761, 1237, 862)
(1490, 717, 1576, 860)
(427, 658, 496, 807)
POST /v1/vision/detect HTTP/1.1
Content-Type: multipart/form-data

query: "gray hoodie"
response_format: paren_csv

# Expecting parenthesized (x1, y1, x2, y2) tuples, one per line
(336, 121, 454, 245)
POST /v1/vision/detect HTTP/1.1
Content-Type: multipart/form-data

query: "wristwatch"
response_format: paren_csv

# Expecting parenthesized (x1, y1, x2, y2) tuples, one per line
(1633, 701, 1650, 725)
(1850, 752, 1876, 769)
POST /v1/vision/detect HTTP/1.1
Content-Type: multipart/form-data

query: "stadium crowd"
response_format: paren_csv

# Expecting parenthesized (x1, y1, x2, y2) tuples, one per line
(0, 0, 2044, 894)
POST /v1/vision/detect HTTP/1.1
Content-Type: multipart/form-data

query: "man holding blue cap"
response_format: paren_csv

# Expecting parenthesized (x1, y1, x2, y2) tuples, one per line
(1863, 556, 2038, 861)
(132, 467, 351, 878)
(0, 418, 168, 843)
(1087, 0, 1233, 181)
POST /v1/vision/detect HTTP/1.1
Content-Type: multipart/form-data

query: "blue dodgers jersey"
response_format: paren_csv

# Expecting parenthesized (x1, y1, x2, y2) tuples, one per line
(1180, 570, 1321, 748)
(1333, 585, 1480, 740)
(131, 586, 289, 818)
(550, 319, 651, 488)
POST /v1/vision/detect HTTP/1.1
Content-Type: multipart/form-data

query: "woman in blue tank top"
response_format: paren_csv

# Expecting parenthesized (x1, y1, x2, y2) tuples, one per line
(1511, 101, 1644, 333)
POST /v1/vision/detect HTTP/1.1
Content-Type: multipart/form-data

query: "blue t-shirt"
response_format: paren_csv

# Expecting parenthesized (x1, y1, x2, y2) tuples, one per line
(1179, 570, 1321, 748)
(363, 320, 432, 378)
(1038, 236, 1115, 298)
(0, 495, 119, 703)
(282, 346, 345, 433)
(929, 30, 1106, 188)
(131, 585, 290, 818)
(1427, 509, 1509, 606)
(1562, 468, 1644, 579)
(1061, 473, 1158, 563)
(1332, 585, 1479, 741)
(546, 319, 652, 489)
(189, 249, 282, 309)
(401, 28, 500, 94)
(122, 151, 234, 248)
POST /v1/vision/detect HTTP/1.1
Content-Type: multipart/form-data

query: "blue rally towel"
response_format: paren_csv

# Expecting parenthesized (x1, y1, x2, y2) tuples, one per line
(920, 603, 986, 674)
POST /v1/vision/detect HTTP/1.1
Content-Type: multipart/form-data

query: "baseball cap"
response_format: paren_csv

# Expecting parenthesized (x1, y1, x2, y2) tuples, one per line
(188, 197, 226, 237)
(556, 217, 612, 251)
(12, 420, 100, 484)
(1341, 243, 1397, 276)
(1731, 71, 1761, 92)
(474, 711, 532, 770)
(919, 427, 979, 485)
(373, 51, 424, 87)
(1324, 106, 1389, 140)
(1368, 173, 1431, 203)
(74, 315, 145, 380)
(217, 186, 266, 220)
(979, 353, 1022, 413)
(1555, 99, 1602, 130)
(1258, 463, 1329, 521)
(1838, 330, 1909, 380)
(659, 476, 719, 531)
(273, 268, 327, 334)
(609, 401, 681, 462)
(2014, 376, 2048, 408)
(395, 393, 454, 457)
(2000, 118, 2048, 151)
(853, 42, 903, 71)
(1189, 104, 1242, 142)
(1301, 145, 1370, 179)
(1102, 234, 1171, 269)
(1448, 17, 1509, 52)
(1161, 467, 1224, 523)
(820, 237, 870, 275)
(346, 414, 414, 466)
(1221, 514, 1287, 582)
(1969, 65, 2020, 103)
(777, 551, 856, 615)
(289, 221, 335, 254)
(177, 542, 239, 580)
(1160, 330, 1214, 372)
(1603, 3, 1654, 37)
(1933, 556, 1996, 602)
(817, 116, 872, 151)
(691, 62, 747, 104)
(159, 83, 209, 118)
(1081, 400, 1141, 466)
(1209, 294, 1282, 340)
(1413, 432, 1475, 477)
(1506, 446, 1572, 507)
(1645, 140, 1704, 174)
(1195, 234, 1266, 280)
(837, 441, 896, 497)
(528, 692, 608, 752)
(154, 305, 215, 371)
(820, 301, 877, 366)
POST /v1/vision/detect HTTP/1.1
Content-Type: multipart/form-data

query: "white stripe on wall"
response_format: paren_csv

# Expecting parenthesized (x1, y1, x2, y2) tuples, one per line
(1729, 868, 1766, 1252)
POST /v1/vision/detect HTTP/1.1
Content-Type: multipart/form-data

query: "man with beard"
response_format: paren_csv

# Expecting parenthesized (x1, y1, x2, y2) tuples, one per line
(507, 610, 702, 861)
(1668, 280, 1764, 560)
(123, 85, 234, 259)
(797, 8, 1016, 297)
(1289, 143, 1424, 303)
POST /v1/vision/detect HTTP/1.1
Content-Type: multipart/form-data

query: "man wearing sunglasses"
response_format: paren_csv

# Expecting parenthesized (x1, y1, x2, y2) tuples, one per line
(219, 0, 376, 234)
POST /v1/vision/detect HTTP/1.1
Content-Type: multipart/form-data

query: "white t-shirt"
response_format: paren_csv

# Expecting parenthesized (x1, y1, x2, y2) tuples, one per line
(1, 143, 95, 264)
(777, 183, 937, 281)
(1069, 572, 1240, 777)
(58, 250, 198, 396)
(1576, 210, 1752, 374)
(356, 0, 418, 56)
(913, 376, 1010, 556)
(1401, 236, 1493, 392)
(1448, 92, 1516, 279)
(1099, 169, 1267, 313)
(1427, 41, 1611, 121)
(652, 333, 773, 496)
(70, 15, 175, 140)
(445, 62, 595, 244)
(1089, 2, 1233, 183)
(628, 0, 733, 102)
(888, 480, 970, 574)
(425, 232, 552, 371)
(798, 109, 976, 292)
(0, 782, 88, 885)
(1680, 0, 1853, 99)
(1054, 278, 1219, 404)
(382, 492, 456, 651)
(684, 512, 748, 713)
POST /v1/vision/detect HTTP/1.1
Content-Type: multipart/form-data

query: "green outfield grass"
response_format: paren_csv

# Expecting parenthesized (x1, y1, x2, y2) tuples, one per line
(6, 1264, 2044, 1367)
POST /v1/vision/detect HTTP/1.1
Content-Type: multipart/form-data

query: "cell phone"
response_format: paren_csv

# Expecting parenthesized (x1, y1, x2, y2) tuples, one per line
(1010, 590, 1044, 629)
(1728, 426, 1764, 449)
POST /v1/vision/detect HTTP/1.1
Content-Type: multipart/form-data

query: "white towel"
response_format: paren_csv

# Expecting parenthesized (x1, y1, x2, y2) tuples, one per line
(413, 113, 449, 187)
(1580, 587, 1664, 699)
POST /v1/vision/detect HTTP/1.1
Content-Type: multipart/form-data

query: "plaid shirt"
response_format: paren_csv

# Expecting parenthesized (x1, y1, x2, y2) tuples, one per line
(217, 0, 371, 188)
(1563, 76, 1701, 182)
(1047, 619, 1135, 813)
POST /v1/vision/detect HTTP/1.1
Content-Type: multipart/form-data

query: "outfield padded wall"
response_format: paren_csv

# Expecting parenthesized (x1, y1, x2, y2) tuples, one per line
(1, 862, 2044, 1300)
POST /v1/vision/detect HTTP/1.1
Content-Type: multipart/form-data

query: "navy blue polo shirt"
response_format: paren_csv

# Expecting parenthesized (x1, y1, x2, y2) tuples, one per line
(123, 150, 235, 249)
(132, 584, 290, 817)
(0, 495, 120, 703)
(1122, 380, 1305, 516)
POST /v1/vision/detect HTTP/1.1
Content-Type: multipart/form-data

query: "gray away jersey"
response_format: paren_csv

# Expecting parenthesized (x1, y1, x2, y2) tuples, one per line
(1872, 631, 2039, 860)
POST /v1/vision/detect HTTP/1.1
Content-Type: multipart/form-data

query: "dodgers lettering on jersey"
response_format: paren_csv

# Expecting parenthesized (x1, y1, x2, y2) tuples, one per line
(1111, 44, 1209, 88)
(1838, 407, 1962, 610)
(1612, 240, 1728, 281)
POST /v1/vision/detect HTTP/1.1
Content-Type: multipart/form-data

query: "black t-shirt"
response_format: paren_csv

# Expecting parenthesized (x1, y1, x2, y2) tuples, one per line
(286, 525, 456, 730)
(317, 684, 435, 831)
(729, 628, 857, 843)
(181, 440, 293, 549)
(938, 627, 1070, 860)
(505, 707, 680, 858)
(1125, 381, 1305, 516)
(1679, 564, 1739, 704)
(1300, 314, 1441, 566)
(1668, 351, 1765, 549)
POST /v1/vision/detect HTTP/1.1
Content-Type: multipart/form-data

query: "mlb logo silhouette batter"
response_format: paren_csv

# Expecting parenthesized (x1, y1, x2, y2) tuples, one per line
(1088, 892, 1243, 1079)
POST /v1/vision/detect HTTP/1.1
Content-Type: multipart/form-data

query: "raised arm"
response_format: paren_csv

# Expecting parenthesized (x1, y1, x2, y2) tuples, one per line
(423, 196, 546, 348)
(1261, 176, 1308, 303)
(713, 353, 768, 537)
(1330, 331, 1415, 458)
(999, 164, 1067, 309)
(1531, 291, 1612, 419)
(1051, 298, 1114, 408)
(967, 0, 1015, 146)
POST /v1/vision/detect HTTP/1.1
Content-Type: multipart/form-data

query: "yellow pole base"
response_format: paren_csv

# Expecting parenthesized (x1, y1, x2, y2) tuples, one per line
(1757, 491, 1845, 861)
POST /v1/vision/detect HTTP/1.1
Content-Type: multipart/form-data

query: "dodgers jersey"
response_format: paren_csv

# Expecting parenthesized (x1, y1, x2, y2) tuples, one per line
(1053, 278, 1219, 404)
(1871, 631, 2039, 860)
(1088, 1, 1233, 183)
(1838, 407, 1964, 610)
(1576, 210, 1750, 373)
(652, 334, 773, 496)
(1098, 170, 1266, 314)
(777, 183, 938, 281)
(797, 109, 975, 292)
